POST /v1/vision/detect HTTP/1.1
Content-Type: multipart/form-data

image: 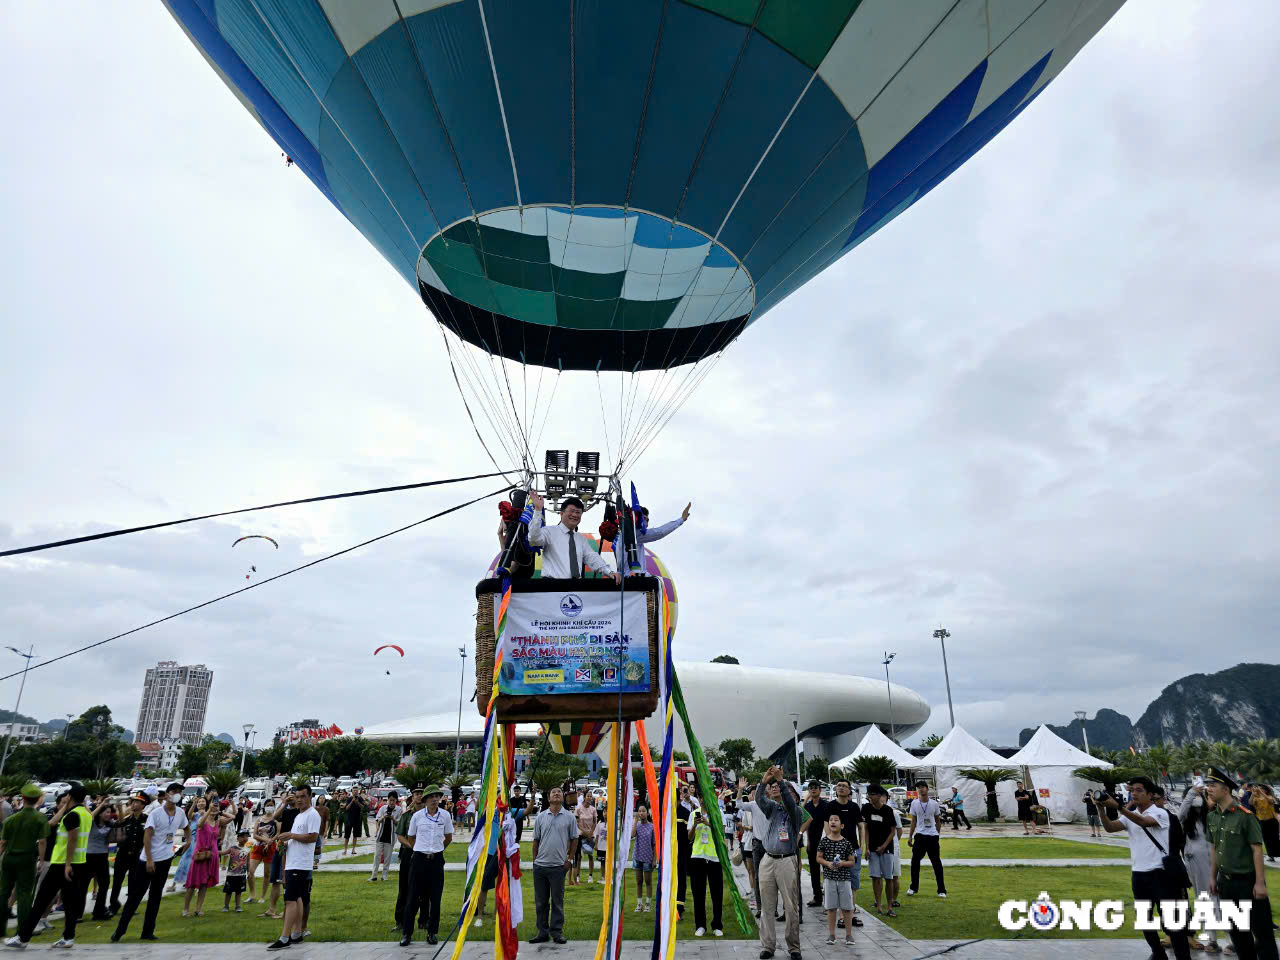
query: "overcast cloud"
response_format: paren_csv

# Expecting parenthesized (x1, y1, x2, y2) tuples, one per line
(2, 2, 1278, 750)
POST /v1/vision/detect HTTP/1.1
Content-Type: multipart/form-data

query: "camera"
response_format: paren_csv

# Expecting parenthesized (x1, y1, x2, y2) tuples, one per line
(1091, 789, 1108, 802)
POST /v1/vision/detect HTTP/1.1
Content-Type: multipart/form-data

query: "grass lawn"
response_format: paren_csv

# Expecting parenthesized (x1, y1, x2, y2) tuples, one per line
(871, 866, 1278, 941)
(341, 840, 536, 867)
(930, 837, 1122, 859)
(69, 871, 753, 944)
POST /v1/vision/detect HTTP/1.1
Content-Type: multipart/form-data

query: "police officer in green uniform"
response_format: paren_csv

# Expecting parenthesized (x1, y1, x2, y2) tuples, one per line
(393, 784, 425, 931)
(7, 783, 90, 948)
(0, 784, 49, 938)
(1205, 766, 1277, 960)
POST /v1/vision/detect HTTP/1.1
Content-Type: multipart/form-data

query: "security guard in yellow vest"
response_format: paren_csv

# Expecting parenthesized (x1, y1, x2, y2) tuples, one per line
(7, 783, 91, 949)
(1205, 767, 1277, 960)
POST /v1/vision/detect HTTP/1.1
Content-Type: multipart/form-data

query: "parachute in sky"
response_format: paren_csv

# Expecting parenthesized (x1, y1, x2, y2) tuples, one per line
(374, 643, 404, 675)
(233, 534, 278, 579)
(165, 1, 1124, 374)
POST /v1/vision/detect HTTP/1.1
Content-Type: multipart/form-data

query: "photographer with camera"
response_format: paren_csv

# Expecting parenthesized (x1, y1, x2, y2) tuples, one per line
(1097, 776, 1191, 960)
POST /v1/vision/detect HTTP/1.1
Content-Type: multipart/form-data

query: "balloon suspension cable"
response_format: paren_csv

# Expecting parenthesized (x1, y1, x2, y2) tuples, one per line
(0, 469, 517, 558)
(0, 484, 509, 683)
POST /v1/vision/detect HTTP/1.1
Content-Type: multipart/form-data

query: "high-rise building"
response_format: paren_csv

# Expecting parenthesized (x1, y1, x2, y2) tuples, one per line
(135, 661, 213, 746)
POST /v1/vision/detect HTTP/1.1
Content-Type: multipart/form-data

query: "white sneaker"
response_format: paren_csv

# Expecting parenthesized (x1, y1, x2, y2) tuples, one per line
(50, 940, 73, 949)
(31, 923, 47, 936)
(643, 903, 651, 913)
(937, 893, 947, 899)
(474, 918, 483, 928)
(634, 904, 642, 913)
(905, 889, 916, 896)
(713, 930, 723, 937)
(695, 928, 705, 937)
(3, 936, 26, 949)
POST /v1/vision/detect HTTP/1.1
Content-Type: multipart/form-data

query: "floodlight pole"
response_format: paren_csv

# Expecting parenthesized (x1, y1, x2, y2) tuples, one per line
(240, 722, 255, 777)
(454, 645, 467, 777)
(1074, 711, 1090, 754)
(883, 652, 897, 742)
(933, 627, 955, 729)
(0, 645, 35, 777)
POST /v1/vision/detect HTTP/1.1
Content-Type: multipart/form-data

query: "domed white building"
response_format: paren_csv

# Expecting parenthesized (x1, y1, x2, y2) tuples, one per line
(360, 661, 929, 768)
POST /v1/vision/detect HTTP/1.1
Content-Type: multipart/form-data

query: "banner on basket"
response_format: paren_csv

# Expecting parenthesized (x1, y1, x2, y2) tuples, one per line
(498, 591, 649, 695)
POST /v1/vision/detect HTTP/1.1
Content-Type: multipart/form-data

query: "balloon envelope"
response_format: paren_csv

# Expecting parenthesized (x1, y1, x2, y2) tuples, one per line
(166, 0, 1123, 370)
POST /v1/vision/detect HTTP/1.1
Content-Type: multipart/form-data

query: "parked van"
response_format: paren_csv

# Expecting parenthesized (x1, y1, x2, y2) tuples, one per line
(183, 776, 208, 797)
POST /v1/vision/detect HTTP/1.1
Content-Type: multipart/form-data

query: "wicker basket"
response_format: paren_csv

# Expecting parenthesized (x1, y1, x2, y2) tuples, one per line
(474, 578, 661, 723)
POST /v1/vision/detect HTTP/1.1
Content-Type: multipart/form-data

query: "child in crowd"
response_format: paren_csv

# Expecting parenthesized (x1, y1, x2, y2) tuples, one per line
(817, 812, 856, 946)
(222, 829, 251, 912)
(632, 804, 655, 913)
(594, 817, 608, 872)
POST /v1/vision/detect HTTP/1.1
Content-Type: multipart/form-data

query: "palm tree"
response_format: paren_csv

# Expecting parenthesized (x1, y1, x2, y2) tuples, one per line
(849, 756, 898, 786)
(956, 768, 1019, 821)
(1091, 748, 1128, 768)
(1138, 743, 1176, 791)
(0, 773, 29, 800)
(1238, 738, 1280, 783)
(1207, 742, 1241, 778)
(921, 734, 944, 749)
(206, 770, 244, 799)
(82, 778, 117, 800)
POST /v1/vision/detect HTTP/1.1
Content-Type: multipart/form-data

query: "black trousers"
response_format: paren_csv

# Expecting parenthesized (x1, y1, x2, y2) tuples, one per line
(402, 852, 444, 936)
(908, 834, 946, 894)
(394, 853, 411, 926)
(1217, 870, 1278, 960)
(806, 835, 822, 902)
(113, 857, 172, 940)
(85, 852, 111, 917)
(751, 840, 764, 909)
(690, 858, 723, 931)
(21, 861, 89, 943)
(1131, 868, 1191, 960)
(676, 831, 691, 914)
(109, 851, 138, 912)
(952, 810, 971, 829)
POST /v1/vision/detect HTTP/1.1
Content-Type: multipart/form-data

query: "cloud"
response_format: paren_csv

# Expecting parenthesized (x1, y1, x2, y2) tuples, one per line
(2, 1, 1279, 749)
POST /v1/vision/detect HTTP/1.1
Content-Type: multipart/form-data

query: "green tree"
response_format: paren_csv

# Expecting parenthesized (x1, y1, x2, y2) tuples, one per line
(527, 753, 588, 795)
(1238, 738, 1280, 783)
(397, 762, 446, 792)
(803, 756, 830, 782)
(317, 737, 368, 778)
(921, 734, 944, 749)
(708, 738, 755, 775)
(255, 742, 288, 777)
(1207, 741, 1241, 777)
(64, 706, 128, 779)
(956, 768, 1019, 821)
(361, 742, 400, 775)
(710, 655, 740, 664)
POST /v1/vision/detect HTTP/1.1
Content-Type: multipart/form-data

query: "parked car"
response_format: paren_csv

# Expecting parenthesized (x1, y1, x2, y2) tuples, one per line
(183, 776, 208, 797)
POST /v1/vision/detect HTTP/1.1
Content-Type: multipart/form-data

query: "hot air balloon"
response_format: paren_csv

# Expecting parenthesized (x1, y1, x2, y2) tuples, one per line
(165, 0, 1125, 469)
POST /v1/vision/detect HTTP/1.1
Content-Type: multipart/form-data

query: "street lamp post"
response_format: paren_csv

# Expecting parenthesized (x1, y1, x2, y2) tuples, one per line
(240, 723, 255, 777)
(0, 645, 35, 777)
(882, 652, 897, 742)
(933, 627, 955, 729)
(454, 645, 468, 777)
(1074, 711, 1090, 754)
(789, 714, 802, 781)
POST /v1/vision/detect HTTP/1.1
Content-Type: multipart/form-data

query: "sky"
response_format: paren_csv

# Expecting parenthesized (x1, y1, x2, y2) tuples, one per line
(2, 2, 1278, 752)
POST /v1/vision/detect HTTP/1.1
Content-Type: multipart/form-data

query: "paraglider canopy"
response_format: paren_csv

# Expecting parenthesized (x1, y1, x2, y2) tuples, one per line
(373, 644, 405, 657)
(232, 535, 278, 549)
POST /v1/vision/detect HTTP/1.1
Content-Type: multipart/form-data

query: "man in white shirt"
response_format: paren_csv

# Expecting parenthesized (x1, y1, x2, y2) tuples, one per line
(111, 783, 190, 943)
(527, 494, 621, 582)
(1099, 776, 1191, 960)
(269, 784, 321, 951)
(401, 784, 453, 947)
(615, 502, 691, 574)
(906, 783, 946, 898)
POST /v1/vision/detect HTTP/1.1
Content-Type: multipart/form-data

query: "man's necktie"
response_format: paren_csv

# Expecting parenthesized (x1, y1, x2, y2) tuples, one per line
(567, 528, 579, 578)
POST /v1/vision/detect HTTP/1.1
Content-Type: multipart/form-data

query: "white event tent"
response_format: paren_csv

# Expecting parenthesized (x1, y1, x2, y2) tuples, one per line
(1008, 725, 1113, 823)
(829, 724, 920, 771)
(914, 725, 1020, 819)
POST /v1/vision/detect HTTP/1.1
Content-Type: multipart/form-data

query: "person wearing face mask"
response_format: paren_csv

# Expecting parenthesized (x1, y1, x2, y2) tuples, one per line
(110, 783, 191, 943)
(527, 494, 622, 583)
